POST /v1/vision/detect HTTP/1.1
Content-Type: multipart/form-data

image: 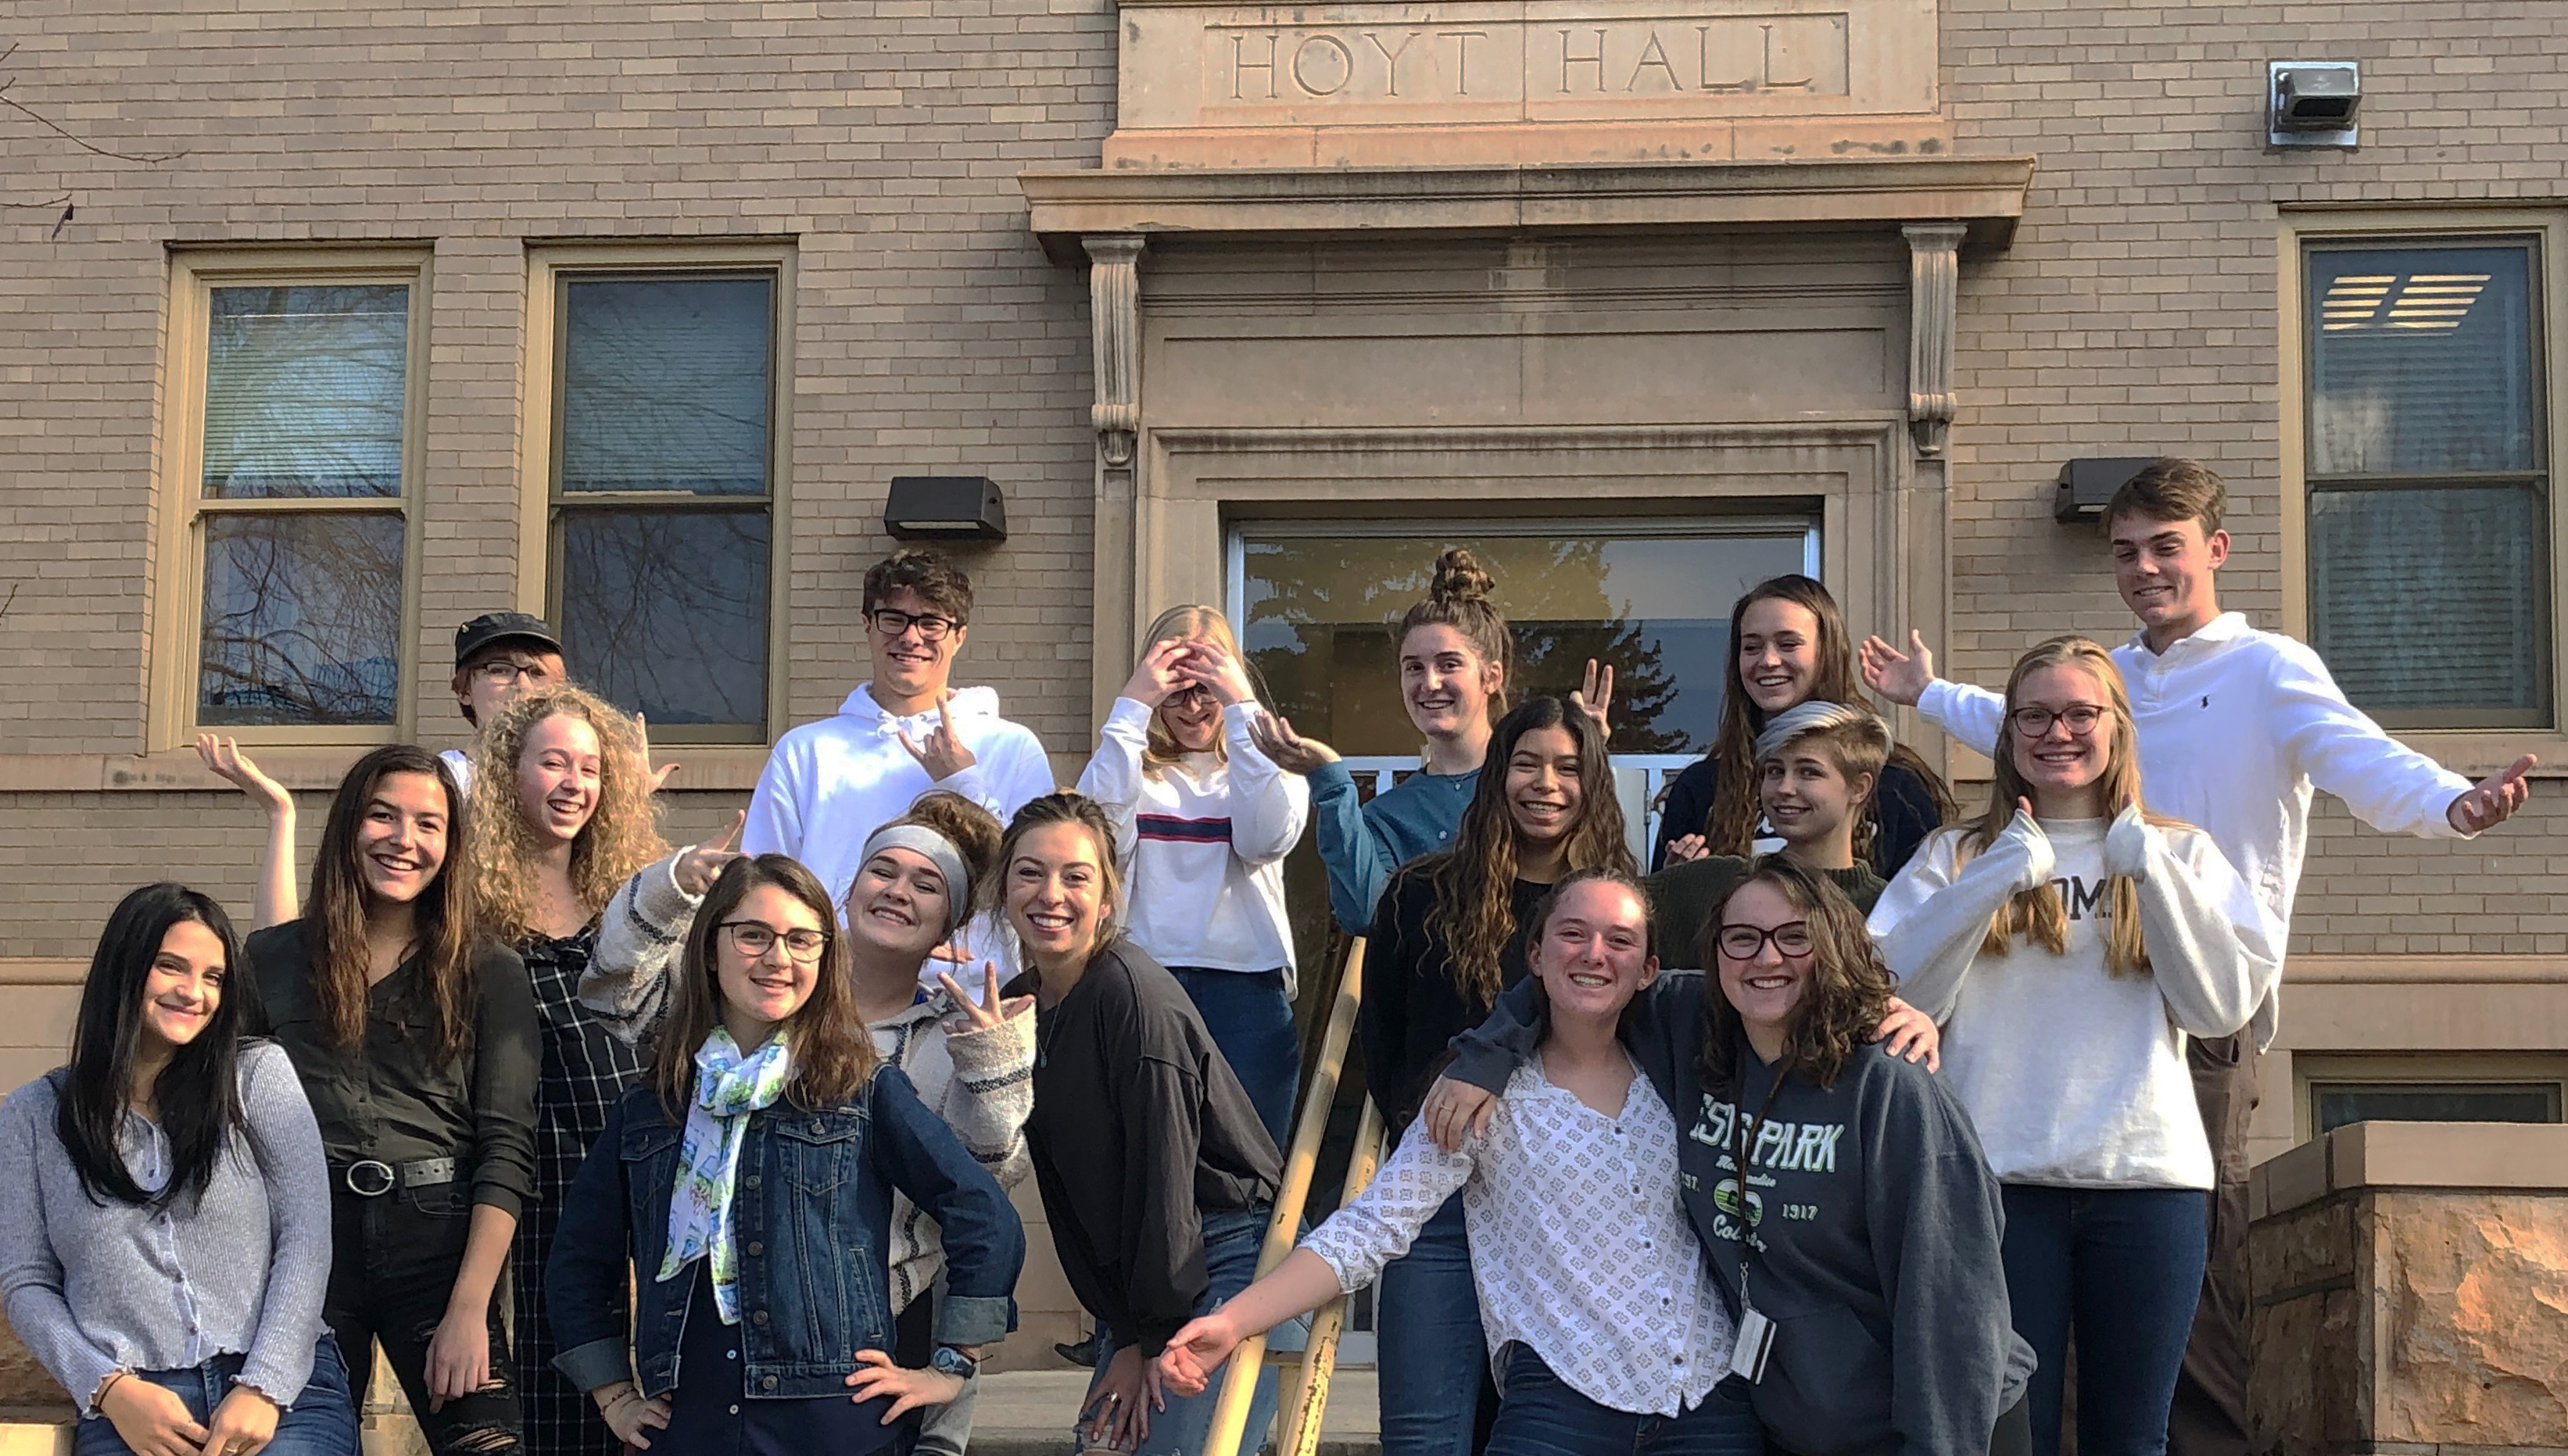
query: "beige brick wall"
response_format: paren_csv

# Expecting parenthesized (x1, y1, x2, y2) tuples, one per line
(1937, 0, 2568, 945)
(2, 0, 2564, 1386)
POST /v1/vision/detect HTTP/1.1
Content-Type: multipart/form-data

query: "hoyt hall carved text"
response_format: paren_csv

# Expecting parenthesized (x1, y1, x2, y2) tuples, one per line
(1210, 12, 1850, 106)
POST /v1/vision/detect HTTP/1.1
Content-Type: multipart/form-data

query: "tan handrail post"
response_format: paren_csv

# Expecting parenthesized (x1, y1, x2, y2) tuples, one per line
(1272, 1096, 1384, 1456)
(1198, 938, 1370, 1456)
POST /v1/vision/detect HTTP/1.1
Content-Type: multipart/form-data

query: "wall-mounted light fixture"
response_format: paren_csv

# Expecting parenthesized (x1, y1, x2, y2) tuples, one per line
(2054, 456, 2158, 524)
(2269, 61, 2360, 149)
(884, 476, 1008, 542)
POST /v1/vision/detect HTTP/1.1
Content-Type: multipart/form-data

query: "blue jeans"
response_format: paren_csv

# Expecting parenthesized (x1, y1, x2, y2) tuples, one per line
(1375, 1195, 1491, 1456)
(75, 1336, 360, 1456)
(1083, 1207, 1309, 1456)
(1169, 968, 1302, 1149)
(2000, 1186, 2210, 1456)
(1486, 1346, 1764, 1456)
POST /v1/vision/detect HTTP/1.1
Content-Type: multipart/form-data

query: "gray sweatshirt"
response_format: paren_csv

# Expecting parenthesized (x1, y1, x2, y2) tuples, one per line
(1449, 972, 2031, 1456)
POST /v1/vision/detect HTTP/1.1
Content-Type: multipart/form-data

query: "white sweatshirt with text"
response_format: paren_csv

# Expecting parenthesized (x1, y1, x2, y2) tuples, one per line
(1868, 809, 2280, 1189)
(1917, 613, 2472, 1046)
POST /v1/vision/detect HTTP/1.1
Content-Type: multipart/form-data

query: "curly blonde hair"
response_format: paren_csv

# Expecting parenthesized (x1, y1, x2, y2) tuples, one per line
(467, 684, 670, 944)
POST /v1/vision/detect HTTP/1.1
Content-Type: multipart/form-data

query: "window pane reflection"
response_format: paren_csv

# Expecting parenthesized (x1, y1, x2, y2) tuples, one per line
(1240, 530, 1810, 756)
(199, 512, 403, 724)
(2307, 245, 2538, 478)
(559, 277, 772, 495)
(2309, 484, 2549, 724)
(202, 284, 408, 499)
(558, 508, 769, 731)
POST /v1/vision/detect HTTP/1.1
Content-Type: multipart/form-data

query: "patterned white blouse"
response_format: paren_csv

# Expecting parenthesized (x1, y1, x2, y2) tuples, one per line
(1302, 1056, 1734, 1417)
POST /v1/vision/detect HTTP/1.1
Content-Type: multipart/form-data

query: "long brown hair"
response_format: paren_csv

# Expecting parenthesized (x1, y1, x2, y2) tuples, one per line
(1961, 636, 2178, 978)
(306, 746, 480, 1061)
(995, 792, 1126, 969)
(1696, 857, 1891, 1093)
(1398, 547, 1513, 718)
(1699, 575, 1954, 860)
(467, 685, 670, 944)
(651, 854, 879, 1121)
(1424, 696, 1635, 1010)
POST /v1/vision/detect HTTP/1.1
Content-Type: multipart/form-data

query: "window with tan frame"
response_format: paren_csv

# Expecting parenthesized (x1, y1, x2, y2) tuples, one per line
(152, 249, 431, 746)
(2294, 1052, 2568, 1143)
(2281, 213, 2568, 752)
(520, 243, 793, 745)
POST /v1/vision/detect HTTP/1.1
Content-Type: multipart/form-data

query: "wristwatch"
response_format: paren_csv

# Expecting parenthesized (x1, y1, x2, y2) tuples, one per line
(929, 1345, 979, 1380)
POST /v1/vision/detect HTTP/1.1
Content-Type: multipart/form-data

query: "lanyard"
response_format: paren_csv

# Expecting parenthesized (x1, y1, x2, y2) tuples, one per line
(1728, 1041, 1787, 1311)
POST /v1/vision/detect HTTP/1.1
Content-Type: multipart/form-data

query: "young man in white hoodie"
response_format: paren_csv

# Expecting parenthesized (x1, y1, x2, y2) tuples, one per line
(1861, 456, 2536, 1456)
(743, 548, 1056, 918)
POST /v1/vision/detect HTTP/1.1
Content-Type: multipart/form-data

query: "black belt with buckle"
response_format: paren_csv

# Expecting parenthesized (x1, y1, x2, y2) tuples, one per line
(332, 1156, 460, 1197)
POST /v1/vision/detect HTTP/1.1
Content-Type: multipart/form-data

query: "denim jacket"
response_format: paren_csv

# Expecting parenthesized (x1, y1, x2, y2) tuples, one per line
(546, 1062, 1024, 1401)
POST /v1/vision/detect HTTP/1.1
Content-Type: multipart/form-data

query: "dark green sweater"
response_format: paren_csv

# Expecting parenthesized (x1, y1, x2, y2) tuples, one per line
(1644, 855, 1886, 970)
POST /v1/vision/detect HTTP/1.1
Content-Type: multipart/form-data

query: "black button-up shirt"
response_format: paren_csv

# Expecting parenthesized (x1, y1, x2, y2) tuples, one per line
(242, 919, 540, 1218)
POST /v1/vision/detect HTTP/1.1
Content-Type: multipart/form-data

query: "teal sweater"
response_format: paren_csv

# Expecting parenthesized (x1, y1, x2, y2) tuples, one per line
(1308, 760, 1479, 935)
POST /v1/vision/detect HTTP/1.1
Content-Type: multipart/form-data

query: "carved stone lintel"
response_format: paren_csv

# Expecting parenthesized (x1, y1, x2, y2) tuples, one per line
(1903, 221, 1967, 458)
(1084, 234, 1146, 468)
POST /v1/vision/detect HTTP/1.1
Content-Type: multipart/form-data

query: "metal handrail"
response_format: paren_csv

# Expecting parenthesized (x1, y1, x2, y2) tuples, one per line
(1200, 936, 1385, 1456)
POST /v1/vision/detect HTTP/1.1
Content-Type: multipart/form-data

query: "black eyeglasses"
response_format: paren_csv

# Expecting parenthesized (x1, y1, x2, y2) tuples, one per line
(867, 608, 960, 642)
(2009, 704, 2111, 737)
(718, 921, 830, 962)
(1715, 921, 1814, 960)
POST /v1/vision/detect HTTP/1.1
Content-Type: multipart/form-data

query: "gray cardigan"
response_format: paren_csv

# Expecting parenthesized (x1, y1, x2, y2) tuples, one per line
(0, 1042, 333, 1411)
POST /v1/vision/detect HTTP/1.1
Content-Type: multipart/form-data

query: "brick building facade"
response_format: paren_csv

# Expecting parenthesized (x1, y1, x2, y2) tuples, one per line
(3, 0, 2564, 1375)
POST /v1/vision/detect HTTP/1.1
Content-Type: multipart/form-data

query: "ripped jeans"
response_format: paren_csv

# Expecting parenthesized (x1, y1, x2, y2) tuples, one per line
(325, 1185, 524, 1454)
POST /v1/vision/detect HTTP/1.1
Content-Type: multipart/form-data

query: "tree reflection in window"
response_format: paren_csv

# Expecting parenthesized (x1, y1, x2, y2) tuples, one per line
(198, 512, 403, 725)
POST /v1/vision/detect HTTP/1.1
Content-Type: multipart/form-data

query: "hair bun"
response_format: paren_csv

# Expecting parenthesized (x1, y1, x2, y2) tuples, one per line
(897, 791, 1005, 888)
(1429, 547, 1495, 606)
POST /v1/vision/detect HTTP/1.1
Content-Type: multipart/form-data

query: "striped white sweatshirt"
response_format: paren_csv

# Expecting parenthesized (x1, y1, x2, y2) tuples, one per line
(1076, 698, 1309, 985)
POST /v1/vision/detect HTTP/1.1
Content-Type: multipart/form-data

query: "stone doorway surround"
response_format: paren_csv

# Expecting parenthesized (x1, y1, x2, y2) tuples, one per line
(1020, 0, 2035, 721)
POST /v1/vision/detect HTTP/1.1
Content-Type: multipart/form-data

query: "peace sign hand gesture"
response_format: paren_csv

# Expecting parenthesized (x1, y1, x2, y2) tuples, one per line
(675, 811, 747, 897)
(937, 961, 1033, 1035)
(896, 693, 978, 782)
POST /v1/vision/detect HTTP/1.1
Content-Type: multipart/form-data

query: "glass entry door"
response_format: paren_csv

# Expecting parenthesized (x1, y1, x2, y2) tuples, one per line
(1229, 517, 1816, 961)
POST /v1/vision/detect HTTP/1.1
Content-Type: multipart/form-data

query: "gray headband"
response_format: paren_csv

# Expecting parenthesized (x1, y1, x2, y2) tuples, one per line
(1753, 700, 1881, 764)
(857, 825, 972, 936)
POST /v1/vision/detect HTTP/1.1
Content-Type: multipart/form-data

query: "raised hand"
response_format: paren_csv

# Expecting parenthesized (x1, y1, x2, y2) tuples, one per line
(637, 714, 679, 793)
(1858, 631, 1936, 707)
(2448, 753, 2537, 835)
(675, 810, 747, 896)
(938, 960, 1032, 1032)
(896, 693, 978, 782)
(1246, 714, 1339, 775)
(1178, 637, 1257, 708)
(1570, 658, 1614, 737)
(1662, 832, 1708, 865)
(194, 734, 292, 814)
(1119, 639, 1193, 709)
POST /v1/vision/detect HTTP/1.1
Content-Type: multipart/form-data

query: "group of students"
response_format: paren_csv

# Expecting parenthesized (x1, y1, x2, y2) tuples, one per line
(0, 457, 2538, 1456)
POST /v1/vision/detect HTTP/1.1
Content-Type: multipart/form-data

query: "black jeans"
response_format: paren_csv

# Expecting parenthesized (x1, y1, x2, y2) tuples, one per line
(325, 1186, 524, 1454)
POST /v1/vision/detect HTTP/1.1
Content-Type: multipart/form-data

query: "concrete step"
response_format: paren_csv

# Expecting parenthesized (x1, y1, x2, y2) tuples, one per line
(0, 1369, 1386, 1456)
(969, 1368, 1382, 1456)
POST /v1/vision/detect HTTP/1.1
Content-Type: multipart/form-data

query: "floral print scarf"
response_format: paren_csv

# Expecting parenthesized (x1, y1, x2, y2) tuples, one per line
(657, 1025, 793, 1324)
